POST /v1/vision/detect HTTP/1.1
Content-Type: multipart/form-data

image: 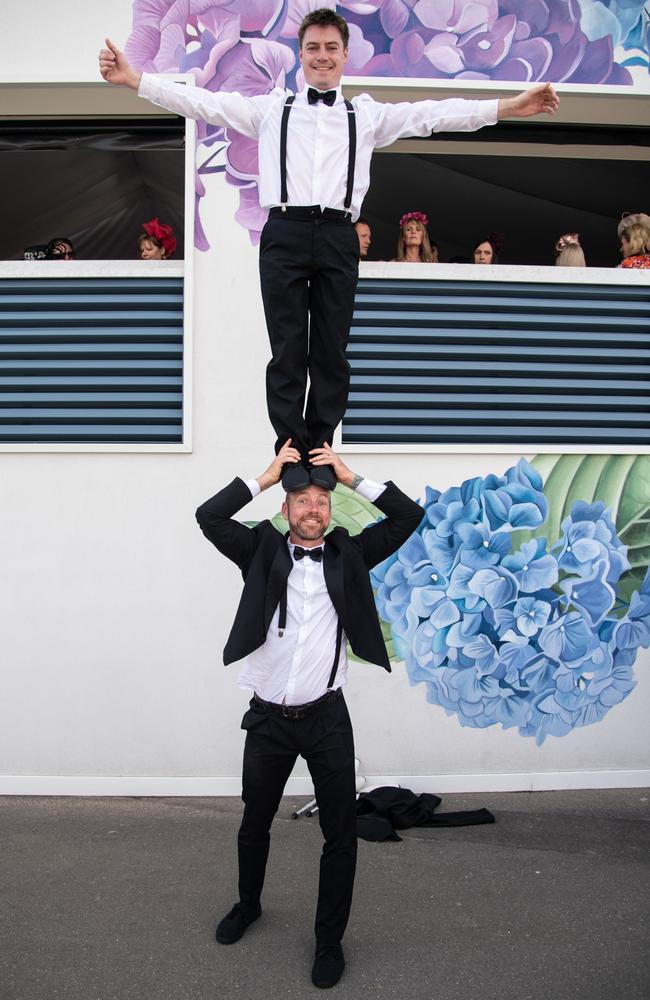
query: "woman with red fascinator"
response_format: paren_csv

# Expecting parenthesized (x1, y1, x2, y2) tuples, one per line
(138, 218, 177, 260)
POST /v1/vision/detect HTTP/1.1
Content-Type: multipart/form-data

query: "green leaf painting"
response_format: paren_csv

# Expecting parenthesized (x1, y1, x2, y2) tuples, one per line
(515, 454, 650, 607)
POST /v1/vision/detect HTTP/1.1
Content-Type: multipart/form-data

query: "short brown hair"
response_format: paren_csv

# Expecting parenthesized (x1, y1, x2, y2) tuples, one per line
(298, 8, 349, 49)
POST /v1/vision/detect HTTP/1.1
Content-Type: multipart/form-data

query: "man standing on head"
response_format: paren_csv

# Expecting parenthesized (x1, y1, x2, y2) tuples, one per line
(355, 218, 372, 260)
(99, 9, 559, 491)
(194, 440, 423, 988)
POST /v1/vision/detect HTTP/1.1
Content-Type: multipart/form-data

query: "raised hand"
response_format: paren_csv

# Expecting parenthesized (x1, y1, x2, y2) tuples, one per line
(98, 38, 142, 90)
(257, 439, 303, 491)
(308, 443, 355, 488)
(498, 82, 560, 119)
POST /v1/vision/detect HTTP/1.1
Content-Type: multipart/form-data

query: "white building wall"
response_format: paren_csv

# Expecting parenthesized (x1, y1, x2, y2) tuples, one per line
(1, 0, 648, 793)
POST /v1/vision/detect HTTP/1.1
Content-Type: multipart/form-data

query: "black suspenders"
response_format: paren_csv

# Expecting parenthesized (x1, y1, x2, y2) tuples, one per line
(279, 94, 357, 213)
(343, 98, 356, 212)
(277, 575, 344, 691)
(279, 95, 295, 206)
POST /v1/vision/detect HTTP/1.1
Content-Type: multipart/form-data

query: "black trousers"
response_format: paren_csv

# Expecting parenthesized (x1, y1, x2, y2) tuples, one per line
(258, 210, 360, 459)
(237, 691, 358, 946)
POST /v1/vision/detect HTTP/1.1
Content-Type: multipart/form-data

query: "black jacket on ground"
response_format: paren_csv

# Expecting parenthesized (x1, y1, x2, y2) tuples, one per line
(195, 477, 424, 669)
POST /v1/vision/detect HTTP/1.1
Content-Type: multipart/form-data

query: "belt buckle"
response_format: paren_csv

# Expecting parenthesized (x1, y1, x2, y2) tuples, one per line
(282, 704, 299, 719)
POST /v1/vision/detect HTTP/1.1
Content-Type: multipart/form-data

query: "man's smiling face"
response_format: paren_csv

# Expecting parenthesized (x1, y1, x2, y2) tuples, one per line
(282, 486, 332, 545)
(299, 24, 348, 91)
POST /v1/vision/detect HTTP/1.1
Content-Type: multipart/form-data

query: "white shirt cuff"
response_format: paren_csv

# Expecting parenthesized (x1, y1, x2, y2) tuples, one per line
(245, 478, 261, 498)
(138, 72, 155, 101)
(355, 478, 386, 503)
(483, 98, 499, 126)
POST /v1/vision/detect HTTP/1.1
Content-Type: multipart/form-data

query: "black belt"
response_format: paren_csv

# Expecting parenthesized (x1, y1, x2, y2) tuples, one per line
(252, 687, 342, 720)
(268, 206, 352, 223)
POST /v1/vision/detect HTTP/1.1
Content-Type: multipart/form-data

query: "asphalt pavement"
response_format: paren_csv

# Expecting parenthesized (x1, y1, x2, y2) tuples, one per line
(1, 789, 649, 1000)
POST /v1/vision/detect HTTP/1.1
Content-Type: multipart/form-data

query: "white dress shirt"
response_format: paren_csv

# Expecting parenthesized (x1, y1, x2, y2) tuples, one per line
(138, 73, 498, 221)
(237, 477, 386, 705)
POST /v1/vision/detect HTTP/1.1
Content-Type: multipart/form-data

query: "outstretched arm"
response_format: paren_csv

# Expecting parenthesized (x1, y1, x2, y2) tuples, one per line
(98, 38, 271, 135)
(99, 39, 141, 90)
(369, 79, 559, 148)
(498, 82, 559, 119)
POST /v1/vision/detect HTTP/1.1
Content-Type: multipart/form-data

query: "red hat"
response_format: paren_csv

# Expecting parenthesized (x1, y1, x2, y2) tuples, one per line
(142, 218, 177, 258)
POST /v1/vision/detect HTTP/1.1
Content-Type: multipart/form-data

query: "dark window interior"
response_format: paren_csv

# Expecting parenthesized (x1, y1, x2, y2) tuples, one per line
(2, 117, 647, 267)
(360, 123, 650, 267)
(1, 118, 185, 261)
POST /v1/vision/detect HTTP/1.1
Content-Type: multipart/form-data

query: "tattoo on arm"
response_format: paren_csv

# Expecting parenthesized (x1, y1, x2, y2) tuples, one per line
(350, 473, 363, 491)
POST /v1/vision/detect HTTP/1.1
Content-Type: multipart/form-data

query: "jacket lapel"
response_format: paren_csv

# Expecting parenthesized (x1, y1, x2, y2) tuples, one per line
(264, 534, 292, 634)
(323, 537, 345, 621)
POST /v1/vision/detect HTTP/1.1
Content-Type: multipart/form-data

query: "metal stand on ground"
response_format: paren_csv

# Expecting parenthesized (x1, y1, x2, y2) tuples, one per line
(291, 758, 365, 819)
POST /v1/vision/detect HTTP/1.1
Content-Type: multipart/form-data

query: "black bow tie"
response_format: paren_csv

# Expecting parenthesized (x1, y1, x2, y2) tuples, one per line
(293, 545, 323, 562)
(307, 87, 337, 107)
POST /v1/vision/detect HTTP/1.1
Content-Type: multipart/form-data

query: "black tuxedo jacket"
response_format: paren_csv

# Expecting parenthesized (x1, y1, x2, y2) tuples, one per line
(196, 478, 424, 670)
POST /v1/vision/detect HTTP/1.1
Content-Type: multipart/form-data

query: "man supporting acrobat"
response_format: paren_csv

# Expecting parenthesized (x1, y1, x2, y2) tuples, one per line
(195, 440, 424, 987)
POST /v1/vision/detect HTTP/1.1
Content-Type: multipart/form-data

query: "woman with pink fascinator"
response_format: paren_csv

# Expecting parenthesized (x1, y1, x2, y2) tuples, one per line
(555, 232, 586, 267)
(394, 211, 438, 263)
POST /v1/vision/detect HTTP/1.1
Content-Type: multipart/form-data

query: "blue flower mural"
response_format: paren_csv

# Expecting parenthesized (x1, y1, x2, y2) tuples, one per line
(260, 455, 650, 746)
(365, 455, 650, 744)
(124, 0, 650, 247)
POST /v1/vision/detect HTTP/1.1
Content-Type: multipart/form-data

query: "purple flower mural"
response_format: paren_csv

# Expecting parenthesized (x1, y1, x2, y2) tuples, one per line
(125, 0, 650, 248)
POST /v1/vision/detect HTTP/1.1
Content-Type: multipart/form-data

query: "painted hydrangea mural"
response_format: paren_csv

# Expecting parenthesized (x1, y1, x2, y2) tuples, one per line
(124, 0, 650, 247)
(302, 454, 650, 745)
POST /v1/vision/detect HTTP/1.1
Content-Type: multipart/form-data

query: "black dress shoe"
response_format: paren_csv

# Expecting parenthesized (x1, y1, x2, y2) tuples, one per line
(311, 943, 345, 988)
(281, 462, 310, 492)
(215, 902, 261, 945)
(309, 465, 336, 491)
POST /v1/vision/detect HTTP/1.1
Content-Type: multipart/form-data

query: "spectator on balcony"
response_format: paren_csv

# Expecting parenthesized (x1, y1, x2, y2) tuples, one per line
(355, 218, 372, 259)
(48, 237, 76, 260)
(139, 218, 177, 260)
(555, 232, 586, 267)
(473, 233, 504, 264)
(618, 212, 650, 269)
(23, 237, 76, 261)
(394, 211, 437, 262)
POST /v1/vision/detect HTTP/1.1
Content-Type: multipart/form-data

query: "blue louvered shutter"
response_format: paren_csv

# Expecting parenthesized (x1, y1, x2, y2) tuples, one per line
(0, 276, 183, 443)
(344, 278, 650, 446)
